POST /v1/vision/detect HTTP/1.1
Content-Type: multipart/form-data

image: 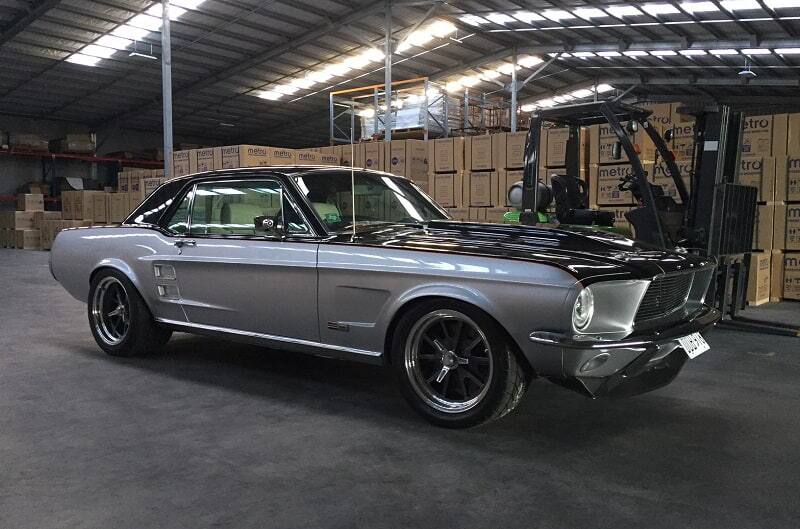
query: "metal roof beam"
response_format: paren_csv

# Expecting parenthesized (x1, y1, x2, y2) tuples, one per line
(0, 0, 62, 46)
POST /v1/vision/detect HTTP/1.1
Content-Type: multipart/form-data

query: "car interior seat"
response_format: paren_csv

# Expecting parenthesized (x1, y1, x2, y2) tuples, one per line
(550, 174, 614, 227)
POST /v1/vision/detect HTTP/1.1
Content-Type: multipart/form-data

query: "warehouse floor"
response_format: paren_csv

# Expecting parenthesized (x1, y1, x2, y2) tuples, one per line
(1, 249, 799, 529)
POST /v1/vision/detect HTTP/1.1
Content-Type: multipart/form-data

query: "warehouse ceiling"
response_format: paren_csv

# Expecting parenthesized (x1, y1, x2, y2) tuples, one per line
(2, 0, 800, 148)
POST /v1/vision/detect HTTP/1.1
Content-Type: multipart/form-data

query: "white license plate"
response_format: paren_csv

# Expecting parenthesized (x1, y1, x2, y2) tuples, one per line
(678, 332, 710, 359)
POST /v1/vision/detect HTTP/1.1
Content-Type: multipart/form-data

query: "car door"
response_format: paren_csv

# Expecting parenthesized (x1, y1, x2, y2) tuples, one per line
(162, 177, 320, 342)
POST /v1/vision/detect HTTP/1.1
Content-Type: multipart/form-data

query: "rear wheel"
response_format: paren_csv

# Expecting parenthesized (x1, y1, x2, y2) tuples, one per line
(88, 270, 171, 357)
(390, 300, 529, 428)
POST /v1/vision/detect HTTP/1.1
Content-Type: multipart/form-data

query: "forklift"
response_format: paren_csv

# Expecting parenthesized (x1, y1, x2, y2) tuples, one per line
(507, 100, 797, 336)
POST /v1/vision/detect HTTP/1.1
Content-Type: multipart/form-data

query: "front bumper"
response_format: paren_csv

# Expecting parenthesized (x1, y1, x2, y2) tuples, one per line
(528, 305, 721, 398)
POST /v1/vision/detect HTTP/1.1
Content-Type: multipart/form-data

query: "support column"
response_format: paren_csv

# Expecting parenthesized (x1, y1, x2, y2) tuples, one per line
(161, 0, 173, 178)
(384, 1, 392, 142)
(510, 49, 518, 133)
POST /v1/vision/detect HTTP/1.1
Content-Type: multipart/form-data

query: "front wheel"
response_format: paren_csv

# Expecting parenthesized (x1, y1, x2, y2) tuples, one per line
(390, 300, 530, 428)
(88, 270, 172, 357)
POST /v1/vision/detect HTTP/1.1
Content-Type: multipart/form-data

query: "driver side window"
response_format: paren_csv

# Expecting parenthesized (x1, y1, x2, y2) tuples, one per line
(187, 180, 309, 237)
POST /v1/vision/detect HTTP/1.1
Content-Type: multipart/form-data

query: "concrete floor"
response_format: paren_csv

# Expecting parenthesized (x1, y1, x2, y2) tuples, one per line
(1, 249, 799, 529)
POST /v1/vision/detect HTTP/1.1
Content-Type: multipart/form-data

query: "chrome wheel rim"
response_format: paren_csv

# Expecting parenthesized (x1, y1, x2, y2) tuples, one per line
(404, 310, 493, 414)
(91, 277, 130, 346)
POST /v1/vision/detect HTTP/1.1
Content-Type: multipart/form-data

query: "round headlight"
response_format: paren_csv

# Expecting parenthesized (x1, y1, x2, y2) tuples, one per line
(572, 288, 594, 332)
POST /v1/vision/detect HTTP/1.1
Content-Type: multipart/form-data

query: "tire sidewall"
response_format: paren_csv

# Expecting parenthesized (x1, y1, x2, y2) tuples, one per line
(88, 270, 147, 357)
(390, 299, 516, 428)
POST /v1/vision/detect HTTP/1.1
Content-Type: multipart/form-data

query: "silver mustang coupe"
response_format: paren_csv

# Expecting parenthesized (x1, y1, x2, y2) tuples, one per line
(51, 167, 720, 427)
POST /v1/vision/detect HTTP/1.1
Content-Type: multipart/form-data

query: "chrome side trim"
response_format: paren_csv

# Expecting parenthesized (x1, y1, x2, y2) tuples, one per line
(155, 317, 384, 363)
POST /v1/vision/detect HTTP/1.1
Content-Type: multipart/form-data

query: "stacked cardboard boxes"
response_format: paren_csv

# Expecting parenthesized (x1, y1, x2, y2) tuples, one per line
(1, 193, 44, 249)
(384, 139, 428, 191)
(431, 137, 466, 213)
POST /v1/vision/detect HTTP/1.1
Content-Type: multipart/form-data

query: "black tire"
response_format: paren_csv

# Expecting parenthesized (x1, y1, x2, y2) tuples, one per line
(390, 299, 530, 428)
(88, 269, 172, 357)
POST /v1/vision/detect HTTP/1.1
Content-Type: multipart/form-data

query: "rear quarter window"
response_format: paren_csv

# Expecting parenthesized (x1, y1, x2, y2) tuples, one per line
(127, 179, 190, 226)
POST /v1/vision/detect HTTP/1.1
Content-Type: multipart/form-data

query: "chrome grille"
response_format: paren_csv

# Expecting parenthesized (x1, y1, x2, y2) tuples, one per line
(635, 273, 694, 321)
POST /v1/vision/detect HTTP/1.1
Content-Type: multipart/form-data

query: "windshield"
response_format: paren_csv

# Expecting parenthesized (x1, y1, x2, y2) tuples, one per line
(294, 171, 447, 232)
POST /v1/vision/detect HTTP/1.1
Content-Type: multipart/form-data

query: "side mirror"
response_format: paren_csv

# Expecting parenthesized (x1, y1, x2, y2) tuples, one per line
(626, 120, 639, 134)
(664, 128, 674, 142)
(254, 215, 285, 237)
(612, 141, 623, 160)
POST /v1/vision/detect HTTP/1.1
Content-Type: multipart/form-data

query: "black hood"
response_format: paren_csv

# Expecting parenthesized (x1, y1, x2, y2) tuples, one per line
(329, 220, 714, 284)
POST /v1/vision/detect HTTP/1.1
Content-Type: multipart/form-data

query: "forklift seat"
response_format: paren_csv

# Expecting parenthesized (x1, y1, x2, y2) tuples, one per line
(550, 174, 614, 227)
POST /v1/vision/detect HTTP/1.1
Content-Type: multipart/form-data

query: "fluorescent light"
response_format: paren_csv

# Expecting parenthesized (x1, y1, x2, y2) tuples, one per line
(542, 9, 575, 21)
(710, 48, 739, 54)
(257, 90, 282, 100)
(596, 84, 614, 93)
(571, 88, 593, 98)
(81, 44, 117, 59)
(642, 3, 680, 15)
(445, 80, 463, 92)
(486, 13, 516, 24)
(307, 70, 333, 83)
(288, 77, 316, 89)
(324, 63, 352, 77)
(273, 84, 299, 95)
(112, 24, 150, 41)
(518, 55, 543, 67)
(651, 49, 678, 56)
(342, 54, 370, 69)
(521, 104, 536, 112)
(680, 1, 719, 12)
(775, 47, 800, 54)
(598, 51, 622, 57)
(537, 98, 557, 107)
(95, 35, 132, 50)
(742, 48, 772, 54)
(127, 14, 162, 31)
(459, 14, 487, 26)
(679, 49, 707, 55)
(480, 69, 501, 80)
(606, 5, 644, 17)
(623, 50, 649, 56)
(66, 54, 100, 66)
(360, 48, 385, 62)
(513, 11, 544, 23)
(765, 0, 800, 8)
(405, 29, 434, 47)
(720, 0, 760, 10)
(573, 7, 606, 19)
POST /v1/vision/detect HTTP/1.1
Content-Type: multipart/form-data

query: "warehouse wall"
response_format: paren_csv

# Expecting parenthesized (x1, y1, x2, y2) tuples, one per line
(0, 115, 215, 199)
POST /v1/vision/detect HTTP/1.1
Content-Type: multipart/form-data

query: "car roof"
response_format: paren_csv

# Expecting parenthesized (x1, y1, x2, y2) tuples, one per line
(164, 165, 398, 185)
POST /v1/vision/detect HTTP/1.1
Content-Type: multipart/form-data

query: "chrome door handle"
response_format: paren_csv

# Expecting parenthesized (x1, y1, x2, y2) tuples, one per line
(174, 239, 197, 248)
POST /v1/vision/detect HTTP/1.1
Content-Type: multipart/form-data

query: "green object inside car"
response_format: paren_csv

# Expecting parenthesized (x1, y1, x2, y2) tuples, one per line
(501, 210, 632, 237)
(313, 202, 342, 225)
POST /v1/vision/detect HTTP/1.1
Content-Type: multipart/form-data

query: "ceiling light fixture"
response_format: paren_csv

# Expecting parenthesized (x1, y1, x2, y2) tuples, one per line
(606, 6, 644, 17)
(720, 0, 760, 10)
(542, 9, 575, 21)
(573, 7, 606, 19)
(512, 11, 545, 23)
(680, 1, 719, 12)
(642, 3, 681, 15)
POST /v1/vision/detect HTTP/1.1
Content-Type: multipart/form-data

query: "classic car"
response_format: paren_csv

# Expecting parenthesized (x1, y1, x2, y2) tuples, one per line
(50, 167, 720, 428)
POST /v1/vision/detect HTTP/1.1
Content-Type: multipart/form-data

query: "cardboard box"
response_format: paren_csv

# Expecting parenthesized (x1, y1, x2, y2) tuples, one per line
(468, 207, 487, 221)
(172, 150, 194, 176)
(754, 204, 775, 250)
(196, 147, 221, 172)
(92, 193, 109, 223)
(362, 142, 384, 171)
(1, 211, 36, 230)
(492, 132, 527, 170)
(783, 155, 800, 202)
(433, 138, 465, 173)
(32, 211, 61, 230)
(591, 124, 658, 165)
(737, 157, 776, 202)
(117, 172, 130, 194)
(783, 203, 800, 250)
(747, 252, 772, 305)
(108, 193, 130, 223)
(788, 113, 800, 155)
(220, 145, 298, 169)
(591, 163, 653, 205)
(296, 150, 321, 165)
(639, 102, 674, 128)
(782, 252, 800, 300)
(318, 146, 341, 165)
(1, 228, 9, 248)
(16, 194, 44, 211)
(446, 207, 469, 221)
(71, 191, 103, 221)
(340, 144, 359, 167)
(468, 171, 499, 207)
(385, 140, 427, 178)
(15, 229, 42, 250)
(598, 206, 632, 232)
(465, 136, 494, 171)
(740, 114, 787, 158)
(50, 133, 96, 154)
(143, 177, 161, 198)
(129, 175, 144, 209)
(485, 207, 509, 224)
(434, 172, 465, 208)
